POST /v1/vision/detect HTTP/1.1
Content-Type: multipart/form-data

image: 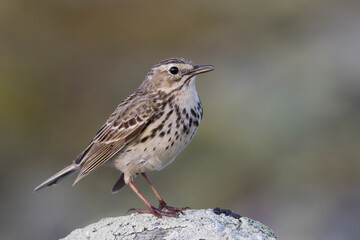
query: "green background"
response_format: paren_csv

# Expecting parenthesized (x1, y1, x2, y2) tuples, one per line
(1, 1, 360, 239)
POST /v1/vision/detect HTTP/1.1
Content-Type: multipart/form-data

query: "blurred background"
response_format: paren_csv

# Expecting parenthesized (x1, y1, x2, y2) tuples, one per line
(1, 0, 360, 239)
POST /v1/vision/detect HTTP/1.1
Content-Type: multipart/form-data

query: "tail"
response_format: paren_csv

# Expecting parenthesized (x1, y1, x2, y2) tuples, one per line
(111, 173, 125, 194)
(34, 163, 80, 192)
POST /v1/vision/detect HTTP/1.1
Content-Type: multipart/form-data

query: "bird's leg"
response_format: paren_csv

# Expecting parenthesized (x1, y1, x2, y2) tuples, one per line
(127, 181, 178, 218)
(141, 173, 189, 214)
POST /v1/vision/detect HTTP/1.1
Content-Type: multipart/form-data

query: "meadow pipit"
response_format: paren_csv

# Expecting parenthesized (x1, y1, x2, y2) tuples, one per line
(34, 57, 214, 217)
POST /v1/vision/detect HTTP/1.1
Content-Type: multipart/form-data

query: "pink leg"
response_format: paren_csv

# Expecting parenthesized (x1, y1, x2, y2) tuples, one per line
(141, 173, 189, 214)
(128, 181, 178, 218)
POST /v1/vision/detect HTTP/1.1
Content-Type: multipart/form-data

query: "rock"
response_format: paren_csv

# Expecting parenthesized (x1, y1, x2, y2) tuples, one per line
(62, 208, 277, 240)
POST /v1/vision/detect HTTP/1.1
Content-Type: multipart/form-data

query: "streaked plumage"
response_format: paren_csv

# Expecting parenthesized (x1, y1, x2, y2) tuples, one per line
(34, 57, 214, 217)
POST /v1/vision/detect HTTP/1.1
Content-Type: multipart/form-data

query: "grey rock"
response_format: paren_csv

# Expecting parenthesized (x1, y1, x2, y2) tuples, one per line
(61, 209, 277, 240)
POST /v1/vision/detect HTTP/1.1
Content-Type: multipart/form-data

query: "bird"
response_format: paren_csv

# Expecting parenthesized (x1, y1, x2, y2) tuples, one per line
(34, 57, 214, 217)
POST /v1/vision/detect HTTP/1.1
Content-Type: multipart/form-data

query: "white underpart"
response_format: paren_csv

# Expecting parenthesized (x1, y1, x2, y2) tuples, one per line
(112, 78, 201, 184)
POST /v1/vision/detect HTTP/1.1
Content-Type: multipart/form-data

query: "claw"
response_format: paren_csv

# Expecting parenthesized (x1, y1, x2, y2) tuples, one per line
(127, 208, 138, 214)
(128, 206, 180, 218)
(157, 201, 190, 214)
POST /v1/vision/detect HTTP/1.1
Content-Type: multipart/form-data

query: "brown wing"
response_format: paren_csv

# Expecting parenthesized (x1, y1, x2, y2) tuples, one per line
(73, 95, 152, 185)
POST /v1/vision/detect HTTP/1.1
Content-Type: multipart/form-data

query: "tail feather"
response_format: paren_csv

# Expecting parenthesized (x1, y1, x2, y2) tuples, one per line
(34, 163, 80, 192)
(111, 173, 125, 194)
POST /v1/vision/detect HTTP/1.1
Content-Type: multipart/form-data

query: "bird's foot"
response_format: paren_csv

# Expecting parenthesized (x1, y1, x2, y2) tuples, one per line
(157, 200, 189, 214)
(128, 206, 180, 218)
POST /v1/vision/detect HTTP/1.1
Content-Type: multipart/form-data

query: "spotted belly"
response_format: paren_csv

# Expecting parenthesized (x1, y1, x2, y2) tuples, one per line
(112, 103, 202, 184)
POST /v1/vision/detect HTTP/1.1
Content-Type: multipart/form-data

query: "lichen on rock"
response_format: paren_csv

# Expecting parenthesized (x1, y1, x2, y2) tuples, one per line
(62, 208, 277, 240)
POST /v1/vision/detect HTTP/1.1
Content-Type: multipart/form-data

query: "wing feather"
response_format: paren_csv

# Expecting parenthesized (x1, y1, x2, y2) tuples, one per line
(73, 95, 151, 185)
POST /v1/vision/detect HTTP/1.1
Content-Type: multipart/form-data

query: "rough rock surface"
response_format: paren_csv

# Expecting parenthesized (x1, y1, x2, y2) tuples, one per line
(62, 208, 277, 240)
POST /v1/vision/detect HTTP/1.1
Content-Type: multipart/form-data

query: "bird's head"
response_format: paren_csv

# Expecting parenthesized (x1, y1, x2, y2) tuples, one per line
(142, 57, 214, 93)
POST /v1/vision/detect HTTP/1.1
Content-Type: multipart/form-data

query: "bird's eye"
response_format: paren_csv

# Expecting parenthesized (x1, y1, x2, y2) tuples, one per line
(169, 66, 179, 75)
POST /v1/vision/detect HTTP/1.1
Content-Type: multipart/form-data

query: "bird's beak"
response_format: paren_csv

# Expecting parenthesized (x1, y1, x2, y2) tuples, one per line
(187, 65, 214, 76)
